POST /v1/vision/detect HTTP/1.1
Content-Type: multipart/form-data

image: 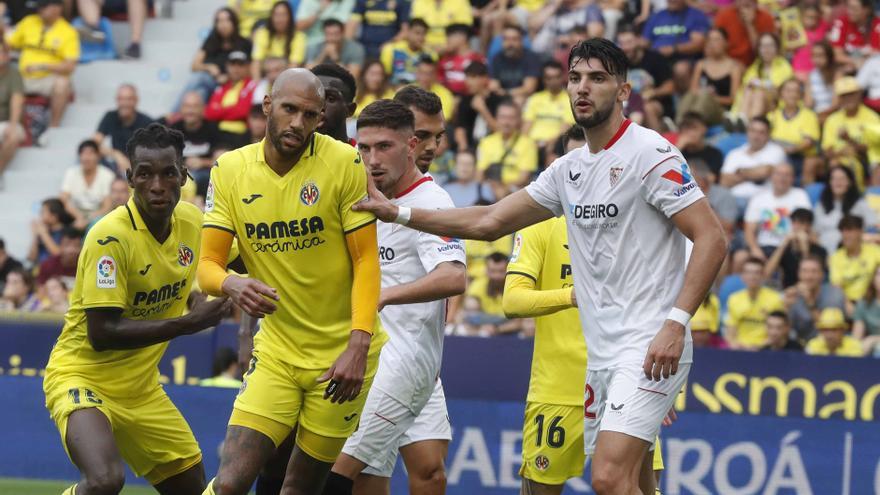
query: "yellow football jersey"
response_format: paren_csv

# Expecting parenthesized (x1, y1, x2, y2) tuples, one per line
(204, 135, 386, 370)
(829, 244, 880, 301)
(724, 287, 784, 347)
(507, 217, 585, 406)
(44, 199, 203, 396)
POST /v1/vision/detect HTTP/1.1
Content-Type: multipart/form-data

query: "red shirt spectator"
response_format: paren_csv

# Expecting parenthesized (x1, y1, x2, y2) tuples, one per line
(828, 0, 880, 69)
(205, 51, 258, 135)
(439, 24, 485, 96)
(714, 1, 775, 66)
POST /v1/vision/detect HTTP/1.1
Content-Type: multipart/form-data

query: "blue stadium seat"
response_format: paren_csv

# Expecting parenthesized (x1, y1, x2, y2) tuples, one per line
(73, 17, 117, 63)
(718, 274, 745, 321)
(714, 133, 747, 156)
(805, 182, 825, 206)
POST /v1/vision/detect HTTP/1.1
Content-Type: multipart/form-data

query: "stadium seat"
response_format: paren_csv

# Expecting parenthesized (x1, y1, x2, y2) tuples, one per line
(713, 133, 747, 156)
(73, 17, 117, 62)
(805, 182, 825, 206)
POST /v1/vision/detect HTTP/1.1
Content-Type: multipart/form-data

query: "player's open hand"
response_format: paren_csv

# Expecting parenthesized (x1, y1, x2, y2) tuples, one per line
(643, 320, 685, 381)
(352, 166, 398, 223)
(222, 275, 279, 318)
(317, 329, 371, 404)
(186, 295, 233, 332)
(662, 407, 678, 426)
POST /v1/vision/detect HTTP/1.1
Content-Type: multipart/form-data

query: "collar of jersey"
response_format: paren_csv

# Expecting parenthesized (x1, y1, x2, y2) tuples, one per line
(124, 198, 176, 232)
(255, 136, 317, 170)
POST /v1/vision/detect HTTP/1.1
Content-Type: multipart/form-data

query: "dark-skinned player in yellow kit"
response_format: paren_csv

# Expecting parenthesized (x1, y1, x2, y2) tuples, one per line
(197, 68, 386, 495)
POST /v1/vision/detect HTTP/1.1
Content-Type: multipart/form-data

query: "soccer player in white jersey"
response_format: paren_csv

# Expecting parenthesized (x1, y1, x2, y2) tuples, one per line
(353, 38, 727, 494)
(322, 99, 467, 495)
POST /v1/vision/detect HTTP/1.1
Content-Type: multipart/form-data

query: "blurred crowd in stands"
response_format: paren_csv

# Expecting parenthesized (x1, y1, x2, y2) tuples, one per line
(1, 0, 880, 359)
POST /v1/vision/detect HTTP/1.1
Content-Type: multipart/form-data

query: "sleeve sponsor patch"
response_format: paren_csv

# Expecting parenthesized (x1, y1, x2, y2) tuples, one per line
(96, 255, 117, 289)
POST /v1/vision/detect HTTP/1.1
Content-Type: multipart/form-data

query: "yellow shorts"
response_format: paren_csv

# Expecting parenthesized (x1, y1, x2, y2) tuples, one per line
(231, 346, 380, 457)
(520, 402, 664, 485)
(45, 382, 201, 484)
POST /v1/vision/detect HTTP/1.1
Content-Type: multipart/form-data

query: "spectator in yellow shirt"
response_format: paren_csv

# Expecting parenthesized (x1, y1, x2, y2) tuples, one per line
(460, 252, 525, 337)
(380, 18, 434, 86)
(410, 0, 473, 52)
(822, 76, 880, 190)
(724, 257, 785, 350)
(522, 60, 575, 159)
(476, 99, 538, 195)
(768, 78, 822, 184)
(228, 0, 274, 37)
(5, 0, 78, 127)
(413, 55, 454, 121)
(805, 308, 865, 357)
(829, 215, 880, 303)
(250, 0, 307, 80)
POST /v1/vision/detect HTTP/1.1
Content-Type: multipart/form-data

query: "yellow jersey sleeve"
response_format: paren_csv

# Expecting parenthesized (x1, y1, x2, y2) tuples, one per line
(821, 115, 840, 152)
(252, 27, 269, 61)
(204, 163, 235, 234)
(78, 221, 130, 310)
(339, 153, 375, 233)
(476, 136, 494, 171)
(380, 43, 393, 74)
(724, 292, 743, 329)
(507, 222, 549, 281)
(291, 31, 307, 65)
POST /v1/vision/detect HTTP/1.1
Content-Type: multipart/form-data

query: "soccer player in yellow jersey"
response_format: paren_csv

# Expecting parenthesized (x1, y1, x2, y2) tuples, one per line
(503, 128, 666, 495)
(197, 68, 386, 495)
(43, 123, 233, 495)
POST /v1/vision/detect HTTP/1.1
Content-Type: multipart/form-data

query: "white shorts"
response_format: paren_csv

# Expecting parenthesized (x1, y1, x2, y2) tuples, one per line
(583, 362, 689, 455)
(346, 379, 451, 478)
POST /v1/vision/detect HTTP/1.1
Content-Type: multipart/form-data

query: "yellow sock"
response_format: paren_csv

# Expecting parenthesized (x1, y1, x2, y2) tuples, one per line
(61, 484, 77, 495)
(202, 478, 216, 495)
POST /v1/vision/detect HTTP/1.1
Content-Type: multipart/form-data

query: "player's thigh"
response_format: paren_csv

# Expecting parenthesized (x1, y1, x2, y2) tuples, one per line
(46, 384, 124, 483)
(520, 402, 585, 487)
(340, 386, 416, 475)
(214, 425, 279, 494)
(398, 385, 452, 480)
(353, 472, 390, 495)
(112, 386, 202, 483)
(232, 349, 303, 446)
(153, 461, 206, 495)
(280, 431, 337, 494)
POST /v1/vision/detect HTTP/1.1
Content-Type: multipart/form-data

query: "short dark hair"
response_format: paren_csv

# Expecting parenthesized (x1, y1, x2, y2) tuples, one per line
(486, 251, 509, 264)
(464, 61, 489, 77)
(502, 23, 524, 35)
(211, 347, 238, 376)
(322, 18, 344, 31)
(78, 139, 99, 155)
(61, 226, 84, 241)
(744, 256, 766, 267)
(799, 254, 825, 271)
(42, 197, 73, 225)
(410, 18, 429, 30)
(679, 112, 707, 130)
(445, 23, 471, 37)
(311, 62, 357, 103)
(750, 115, 771, 131)
(393, 86, 443, 117)
(562, 125, 585, 149)
(839, 215, 864, 231)
(568, 38, 629, 81)
(616, 24, 638, 37)
(125, 123, 186, 164)
(767, 310, 789, 324)
(249, 104, 265, 118)
(416, 54, 436, 67)
(542, 60, 565, 74)
(790, 208, 814, 224)
(357, 99, 415, 132)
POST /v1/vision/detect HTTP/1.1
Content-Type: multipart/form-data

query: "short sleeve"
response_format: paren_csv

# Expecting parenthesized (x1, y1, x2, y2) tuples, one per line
(417, 231, 466, 274)
(96, 112, 113, 135)
(525, 162, 564, 217)
(507, 222, 548, 280)
(5, 19, 23, 49)
(203, 163, 235, 234)
(724, 295, 740, 327)
(519, 139, 539, 173)
(640, 156, 705, 218)
(523, 96, 538, 122)
(340, 154, 375, 233)
(79, 226, 130, 309)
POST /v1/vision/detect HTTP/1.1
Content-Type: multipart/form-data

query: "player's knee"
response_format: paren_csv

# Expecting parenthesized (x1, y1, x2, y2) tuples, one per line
(213, 474, 250, 495)
(412, 464, 446, 489)
(83, 464, 125, 494)
(591, 461, 630, 495)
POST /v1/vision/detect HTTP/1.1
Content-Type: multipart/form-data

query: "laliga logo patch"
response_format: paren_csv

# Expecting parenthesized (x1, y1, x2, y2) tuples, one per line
(510, 233, 523, 263)
(300, 181, 320, 206)
(96, 256, 116, 288)
(205, 181, 215, 212)
(177, 244, 194, 267)
(535, 455, 550, 471)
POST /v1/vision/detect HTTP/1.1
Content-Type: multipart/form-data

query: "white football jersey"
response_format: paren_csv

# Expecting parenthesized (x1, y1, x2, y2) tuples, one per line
(526, 120, 702, 369)
(375, 176, 466, 411)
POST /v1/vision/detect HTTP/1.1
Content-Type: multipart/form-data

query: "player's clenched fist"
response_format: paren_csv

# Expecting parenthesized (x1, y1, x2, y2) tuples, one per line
(185, 296, 234, 332)
(221, 275, 279, 318)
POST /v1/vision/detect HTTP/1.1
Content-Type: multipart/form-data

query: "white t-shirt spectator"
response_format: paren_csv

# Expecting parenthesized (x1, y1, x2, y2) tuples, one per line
(60, 166, 115, 217)
(744, 187, 812, 247)
(721, 142, 787, 200)
(856, 54, 880, 100)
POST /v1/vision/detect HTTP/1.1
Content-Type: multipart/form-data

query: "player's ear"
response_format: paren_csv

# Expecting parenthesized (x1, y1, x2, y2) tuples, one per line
(125, 167, 133, 187)
(408, 135, 418, 153)
(618, 80, 632, 104)
(262, 94, 271, 117)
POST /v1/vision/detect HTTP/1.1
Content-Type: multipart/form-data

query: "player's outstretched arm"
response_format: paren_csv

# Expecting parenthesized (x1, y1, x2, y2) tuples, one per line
(379, 261, 467, 311)
(502, 273, 575, 319)
(643, 198, 728, 381)
(85, 296, 232, 351)
(353, 169, 554, 241)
